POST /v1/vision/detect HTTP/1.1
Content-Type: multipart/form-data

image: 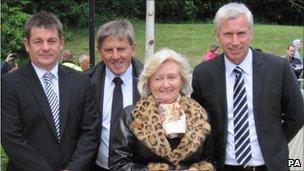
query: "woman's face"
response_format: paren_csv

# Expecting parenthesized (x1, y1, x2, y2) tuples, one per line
(149, 60, 184, 104)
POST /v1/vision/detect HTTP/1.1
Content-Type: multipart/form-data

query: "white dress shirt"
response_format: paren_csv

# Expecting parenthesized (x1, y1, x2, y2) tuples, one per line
(96, 64, 133, 169)
(224, 49, 265, 166)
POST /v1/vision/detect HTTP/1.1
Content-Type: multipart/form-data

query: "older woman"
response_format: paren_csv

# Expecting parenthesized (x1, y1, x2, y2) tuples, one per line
(109, 48, 215, 171)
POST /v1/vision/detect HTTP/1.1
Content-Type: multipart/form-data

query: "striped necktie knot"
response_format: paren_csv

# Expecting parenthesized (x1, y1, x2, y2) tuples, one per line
(233, 66, 243, 76)
(43, 72, 53, 83)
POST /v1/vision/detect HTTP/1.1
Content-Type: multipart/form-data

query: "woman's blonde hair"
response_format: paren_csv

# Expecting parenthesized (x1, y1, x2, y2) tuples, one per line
(138, 48, 192, 98)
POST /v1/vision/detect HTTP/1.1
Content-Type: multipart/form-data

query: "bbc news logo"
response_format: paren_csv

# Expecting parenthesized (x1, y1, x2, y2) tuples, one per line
(288, 159, 302, 167)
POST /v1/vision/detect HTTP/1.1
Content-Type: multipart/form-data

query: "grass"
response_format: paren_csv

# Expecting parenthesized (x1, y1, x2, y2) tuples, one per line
(65, 22, 303, 67)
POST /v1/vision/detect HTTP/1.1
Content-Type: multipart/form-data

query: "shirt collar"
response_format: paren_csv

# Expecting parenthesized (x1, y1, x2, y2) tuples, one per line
(32, 62, 59, 80)
(105, 63, 133, 84)
(224, 48, 252, 76)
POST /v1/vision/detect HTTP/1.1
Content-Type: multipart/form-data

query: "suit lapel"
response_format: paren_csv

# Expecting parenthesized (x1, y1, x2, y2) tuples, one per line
(90, 62, 106, 136)
(252, 50, 264, 132)
(212, 55, 228, 136)
(21, 62, 59, 140)
(94, 63, 106, 116)
(58, 65, 72, 138)
(215, 55, 227, 114)
(131, 59, 141, 104)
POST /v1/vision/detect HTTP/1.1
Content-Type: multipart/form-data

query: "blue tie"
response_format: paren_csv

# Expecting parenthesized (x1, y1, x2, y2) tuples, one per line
(233, 66, 252, 167)
(43, 72, 60, 140)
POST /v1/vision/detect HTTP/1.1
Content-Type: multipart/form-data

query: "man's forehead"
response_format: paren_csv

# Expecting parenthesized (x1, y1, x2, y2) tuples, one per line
(288, 46, 296, 51)
(29, 27, 60, 38)
(101, 36, 132, 46)
(107, 36, 129, 41)
(31, 26, 58, 32)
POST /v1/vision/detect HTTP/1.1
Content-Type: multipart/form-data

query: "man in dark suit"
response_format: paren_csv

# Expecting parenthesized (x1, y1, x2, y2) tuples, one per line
(191, 3, 304, 171)
(87, 19, 143, 171)
(1, 11, 99, 171)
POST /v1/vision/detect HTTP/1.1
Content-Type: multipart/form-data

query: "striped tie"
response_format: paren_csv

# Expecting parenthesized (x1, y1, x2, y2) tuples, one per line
(233, 66, 252, 167)
(43, 72, 60, 140)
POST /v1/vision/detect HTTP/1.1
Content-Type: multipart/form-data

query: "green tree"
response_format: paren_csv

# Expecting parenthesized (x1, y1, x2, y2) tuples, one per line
(1, 0, 31, 59)
(155, 0, 198, 22)
(27, 0, 89, 27)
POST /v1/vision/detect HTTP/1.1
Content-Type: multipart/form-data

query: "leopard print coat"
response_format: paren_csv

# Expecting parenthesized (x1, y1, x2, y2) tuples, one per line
(110, 95, 215, 171)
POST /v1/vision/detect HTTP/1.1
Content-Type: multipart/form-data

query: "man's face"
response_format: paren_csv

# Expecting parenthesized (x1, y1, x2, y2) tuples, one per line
(286, 46, 296, 58)
(98, 36, 135, 76)
(24, 27, 64, 71)
(216, 14, 253, 65)
(80, 57, 90, 71)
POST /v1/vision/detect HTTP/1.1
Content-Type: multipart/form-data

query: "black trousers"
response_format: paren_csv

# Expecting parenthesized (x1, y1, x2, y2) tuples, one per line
(90, 163, 109, 171)
(224, 165, 267, 171)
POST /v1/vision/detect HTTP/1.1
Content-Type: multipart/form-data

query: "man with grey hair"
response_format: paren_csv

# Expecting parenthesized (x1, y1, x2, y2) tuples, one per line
(87, 19, 143, 171)
(192, 2, 304, 171)
(79, 54, 90, 71)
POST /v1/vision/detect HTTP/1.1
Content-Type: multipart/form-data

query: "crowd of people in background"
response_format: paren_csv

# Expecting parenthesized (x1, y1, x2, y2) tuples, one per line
(1, 50, 91, 74)
(1, 2, 304, 171)
(2, 41, 302, 78)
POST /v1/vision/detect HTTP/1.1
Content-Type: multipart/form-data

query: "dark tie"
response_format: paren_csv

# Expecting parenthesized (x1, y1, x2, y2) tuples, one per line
(233, 66, 252, 167)
(108, 77, 123, 161)
(111, 77, 123, 129)
(43, 72, 60, 140)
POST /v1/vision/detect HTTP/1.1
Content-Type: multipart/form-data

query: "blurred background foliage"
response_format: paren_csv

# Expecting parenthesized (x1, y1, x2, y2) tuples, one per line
(1, 0, 303, 60)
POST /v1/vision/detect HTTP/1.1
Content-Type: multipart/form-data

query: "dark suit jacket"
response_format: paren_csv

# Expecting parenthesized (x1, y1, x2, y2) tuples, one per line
(86, 58, 143, 156)
(1, 62, 99, 171)
(191, 49, 304, 171)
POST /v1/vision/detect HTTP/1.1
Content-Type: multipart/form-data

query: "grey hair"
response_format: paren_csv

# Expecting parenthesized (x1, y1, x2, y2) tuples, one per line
(96, 19, 135, 50)
(214, 2, 253, 34)
(138, 48, 193, 98)
(79, 54, 89, 63)
(61, 50, 73, 61)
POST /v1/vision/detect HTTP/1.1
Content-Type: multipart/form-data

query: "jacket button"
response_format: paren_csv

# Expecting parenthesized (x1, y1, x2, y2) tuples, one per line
(55, 147, 60, 151)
